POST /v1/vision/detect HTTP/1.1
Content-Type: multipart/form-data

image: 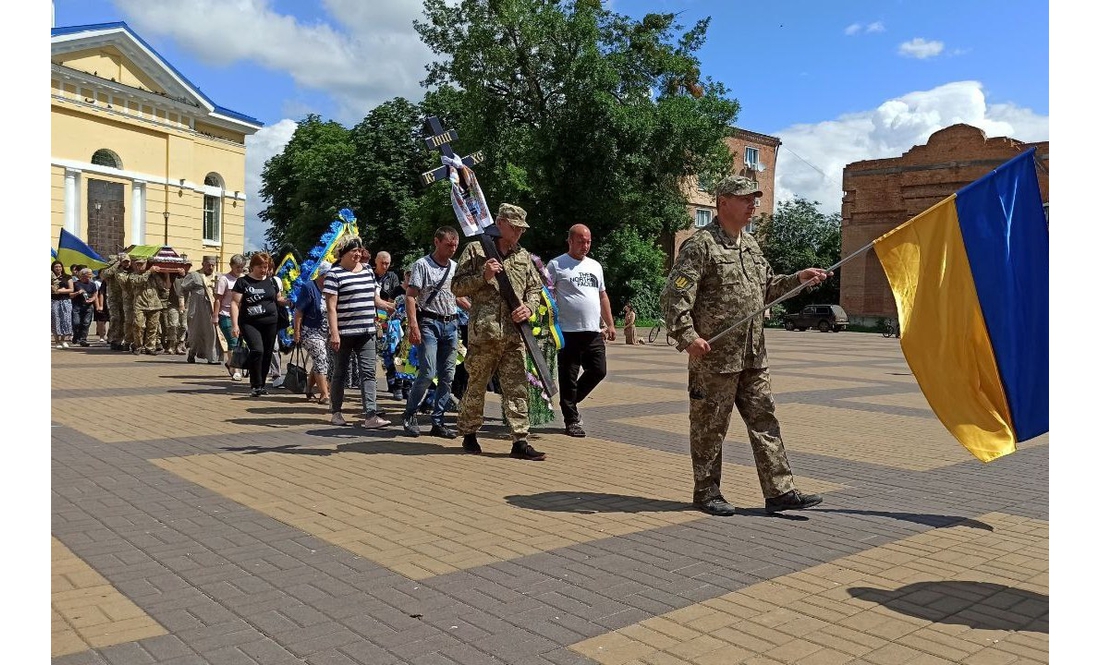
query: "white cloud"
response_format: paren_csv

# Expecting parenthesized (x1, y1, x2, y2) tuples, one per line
(898, 37, 945, 59)
(845, 21, 885, 36)
(243, 118, 297, 251)
(774, 81, 1049, 215)
(114, 0, 432, 122)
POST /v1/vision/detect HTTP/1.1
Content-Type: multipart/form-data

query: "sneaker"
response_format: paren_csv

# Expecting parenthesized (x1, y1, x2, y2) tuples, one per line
(231, 371, 243, 381)
(564, 422, 586, 438)
(694, 496, 737, 516)
(461, 434, 482, 454)
(258, 388, 269, 395)
(402, 415, 421, 437)
(62, 342, 70, 349)
(79, 342, 90, 347)
(510, 441, 546, 461)
(331, 412, 349, 426)
(55, 343, 63, 349)
(393, 388, 405, 401)
(764, 490, 823, 514)
(358, 414, 389, 429)
(250, 388, 263, 398)
(430, 424, 457, 439)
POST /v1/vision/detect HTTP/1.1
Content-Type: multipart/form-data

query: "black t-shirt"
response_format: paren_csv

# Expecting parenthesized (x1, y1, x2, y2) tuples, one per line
(72, 280, 99, 309)
(52, 275, 71, 300)
(232, 274, 279, 323)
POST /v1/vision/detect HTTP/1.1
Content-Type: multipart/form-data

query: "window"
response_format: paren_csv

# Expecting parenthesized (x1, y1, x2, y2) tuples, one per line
(91, 149, 122, 169)
(744, 146, 759, 169)
(203, 173, 223, 244)
(695, 209, 712, 227)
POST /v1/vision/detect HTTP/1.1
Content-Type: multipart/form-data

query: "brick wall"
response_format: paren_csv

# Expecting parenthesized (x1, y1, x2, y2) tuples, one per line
(840, 124, 1049, 322)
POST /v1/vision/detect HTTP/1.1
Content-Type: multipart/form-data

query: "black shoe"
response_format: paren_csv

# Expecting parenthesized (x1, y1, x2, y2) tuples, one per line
(564, 422, 586, 437)
(148, 349, 161, 356)
(510, 440, 546, 461)
(694, 496, 737, 516)
(461, 433, 482, 454)
(403, 415, 421, 437)
(187, 354, 196, 363)
(393, 388, 405, 401)
(250, 388, 263, 398)
(765, 490, 823, 514)
(430, 424, 456, 439)
(258, 388, 269, 395)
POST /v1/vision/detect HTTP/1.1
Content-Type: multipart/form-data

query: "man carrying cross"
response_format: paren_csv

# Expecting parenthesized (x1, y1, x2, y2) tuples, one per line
(452, 203, 548, 460)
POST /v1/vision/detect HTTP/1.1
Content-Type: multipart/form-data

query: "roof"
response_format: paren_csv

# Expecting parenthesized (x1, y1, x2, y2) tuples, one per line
(51, 21, 263, 129)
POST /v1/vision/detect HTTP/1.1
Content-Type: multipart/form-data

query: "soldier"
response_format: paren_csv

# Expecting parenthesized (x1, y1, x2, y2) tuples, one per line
(452, 203, 547, 461)
(661, 175, 831, 516)
(119, 257, 140, 351)
(100, 253, 131, 350)
(159, 270, 185, 354)
(129, 258, 170, 355)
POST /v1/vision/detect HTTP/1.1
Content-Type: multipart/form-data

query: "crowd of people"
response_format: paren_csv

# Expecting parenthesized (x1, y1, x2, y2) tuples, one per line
(50, 176, 835, 515)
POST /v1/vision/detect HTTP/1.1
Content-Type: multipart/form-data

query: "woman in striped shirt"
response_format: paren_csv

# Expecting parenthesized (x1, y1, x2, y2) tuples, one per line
(324, 236, 389, 428)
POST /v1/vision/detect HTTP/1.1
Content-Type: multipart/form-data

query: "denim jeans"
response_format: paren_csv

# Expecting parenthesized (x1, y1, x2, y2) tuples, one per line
(331, 333, 378, 416)
(403, 318, 458, 425)
(71, 305, 94, 344)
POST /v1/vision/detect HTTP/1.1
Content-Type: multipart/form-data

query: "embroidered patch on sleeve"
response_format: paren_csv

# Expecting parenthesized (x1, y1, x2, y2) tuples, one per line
(673, 274, 693, 290)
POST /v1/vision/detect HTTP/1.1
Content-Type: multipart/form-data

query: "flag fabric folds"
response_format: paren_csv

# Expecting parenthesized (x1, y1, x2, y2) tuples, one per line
(873, 148, 1048, 462)
(57, 228, 109, 270)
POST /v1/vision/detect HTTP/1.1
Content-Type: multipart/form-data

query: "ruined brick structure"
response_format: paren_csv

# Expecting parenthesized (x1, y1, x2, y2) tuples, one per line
(840, 124, 1049, 324)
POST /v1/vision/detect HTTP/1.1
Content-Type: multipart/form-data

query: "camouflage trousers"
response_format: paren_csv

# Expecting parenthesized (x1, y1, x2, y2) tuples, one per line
(107, 294, 124, 344)
(457, 338, 529, 441)
(160, 308, 182, 349)
(132, 308, 163, 352)
(122, 300, 135, 346)
(688, 366, 795, 503)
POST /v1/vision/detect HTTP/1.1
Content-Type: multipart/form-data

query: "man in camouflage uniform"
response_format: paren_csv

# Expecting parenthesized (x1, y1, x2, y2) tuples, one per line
(119, 258, 141, 351)
(100, 253, 131, 350)
(159, 271, 185, 354)
(452, 203, 548, 461)
(129, 258, 170, 355)
(661, 175, 831, 516)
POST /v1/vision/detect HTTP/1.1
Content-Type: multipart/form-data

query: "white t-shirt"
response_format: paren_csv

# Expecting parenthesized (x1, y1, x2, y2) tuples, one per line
(547, 254, 605, 333)
(215, 273, 238, 317)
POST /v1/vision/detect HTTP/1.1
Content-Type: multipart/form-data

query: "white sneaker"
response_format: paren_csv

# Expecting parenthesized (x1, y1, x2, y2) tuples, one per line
(56, 343, 63, 349)
(231, 371, 243, 381)
(62, 342, 70, 349)
(331, 412, 348, 426)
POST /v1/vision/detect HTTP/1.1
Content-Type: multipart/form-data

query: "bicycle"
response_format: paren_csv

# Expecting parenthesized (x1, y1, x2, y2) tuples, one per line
(647, 319, 676, 346)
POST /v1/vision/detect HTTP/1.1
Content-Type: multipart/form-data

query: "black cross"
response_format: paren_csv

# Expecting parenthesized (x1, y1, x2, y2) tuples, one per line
(420, 116, 557, 397)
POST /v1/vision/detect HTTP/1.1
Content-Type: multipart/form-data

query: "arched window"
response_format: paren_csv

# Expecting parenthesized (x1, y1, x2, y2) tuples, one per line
(91, 149, 122, 169)
(202, 173, 223, 244)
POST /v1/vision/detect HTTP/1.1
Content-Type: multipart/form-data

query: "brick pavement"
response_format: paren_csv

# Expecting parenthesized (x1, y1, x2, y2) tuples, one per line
(51, 329, 1048, 664)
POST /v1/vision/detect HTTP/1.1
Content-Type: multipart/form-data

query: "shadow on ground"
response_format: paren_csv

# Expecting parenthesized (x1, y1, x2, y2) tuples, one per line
(814, 508, 993, 530)
(848, 581, 1048, 632)
(505, 491, 694, 514)
(223, 438, 513, 459)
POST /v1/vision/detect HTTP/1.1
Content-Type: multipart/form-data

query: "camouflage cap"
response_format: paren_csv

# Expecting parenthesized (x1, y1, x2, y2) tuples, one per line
(497, 203, 529, 228)
(117, 252, 130, 261)
(714, 175, 763, 199)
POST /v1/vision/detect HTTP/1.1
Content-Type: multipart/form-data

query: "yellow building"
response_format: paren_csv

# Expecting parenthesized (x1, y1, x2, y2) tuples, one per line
(51, 22, 262, 269)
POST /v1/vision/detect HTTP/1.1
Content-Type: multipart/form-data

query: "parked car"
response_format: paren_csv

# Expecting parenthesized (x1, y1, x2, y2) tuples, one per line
(783, 304, 848, 332)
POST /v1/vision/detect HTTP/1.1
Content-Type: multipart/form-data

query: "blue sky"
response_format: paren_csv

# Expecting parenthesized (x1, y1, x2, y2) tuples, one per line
(51, 0, 1049, 249)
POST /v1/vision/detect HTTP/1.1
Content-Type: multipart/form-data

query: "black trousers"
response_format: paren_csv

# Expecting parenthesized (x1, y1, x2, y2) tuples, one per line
(557, 330, 607, 424)
(239, 319, 278, 389)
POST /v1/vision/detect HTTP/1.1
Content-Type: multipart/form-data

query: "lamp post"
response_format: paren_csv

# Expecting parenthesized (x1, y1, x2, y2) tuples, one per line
(162, 210, 169, 245)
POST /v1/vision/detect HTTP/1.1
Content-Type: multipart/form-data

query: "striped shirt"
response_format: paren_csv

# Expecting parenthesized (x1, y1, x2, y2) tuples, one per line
(323, 266, 377, 336)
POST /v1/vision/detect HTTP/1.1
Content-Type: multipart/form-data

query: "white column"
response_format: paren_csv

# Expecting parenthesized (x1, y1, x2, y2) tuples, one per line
(64, 168, 81, 235)
(131, 181, 145, 245)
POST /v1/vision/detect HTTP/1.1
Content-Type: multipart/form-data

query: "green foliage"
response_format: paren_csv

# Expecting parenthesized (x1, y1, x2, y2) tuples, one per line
(755, 197, 842, 312)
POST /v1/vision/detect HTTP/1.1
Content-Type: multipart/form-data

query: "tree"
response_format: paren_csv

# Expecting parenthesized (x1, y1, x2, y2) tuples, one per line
(414, 0, 739, 318)
(755, 197, 842, 312)
(260, 115, 357, 253)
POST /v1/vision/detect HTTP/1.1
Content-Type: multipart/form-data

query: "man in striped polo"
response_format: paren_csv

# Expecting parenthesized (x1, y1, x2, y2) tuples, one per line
(324, 236, 389, 428)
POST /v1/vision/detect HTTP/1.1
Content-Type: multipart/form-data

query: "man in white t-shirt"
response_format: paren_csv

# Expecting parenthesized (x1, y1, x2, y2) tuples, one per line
(547, 224, 617, 437)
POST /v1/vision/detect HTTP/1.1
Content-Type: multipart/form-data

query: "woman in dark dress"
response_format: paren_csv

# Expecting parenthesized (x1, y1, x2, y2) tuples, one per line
(230, 252, 288, 397)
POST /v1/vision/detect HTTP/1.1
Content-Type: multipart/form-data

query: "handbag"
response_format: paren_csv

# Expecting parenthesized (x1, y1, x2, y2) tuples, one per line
(284, 345, 308, 394)
(229, 342, 250, 369)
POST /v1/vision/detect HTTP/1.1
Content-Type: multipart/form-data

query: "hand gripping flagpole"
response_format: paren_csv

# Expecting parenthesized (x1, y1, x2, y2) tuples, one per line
(705, 240, 876, 346)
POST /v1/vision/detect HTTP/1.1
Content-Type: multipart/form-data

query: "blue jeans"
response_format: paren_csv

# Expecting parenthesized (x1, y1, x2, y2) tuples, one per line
(403, 318, 458, 425)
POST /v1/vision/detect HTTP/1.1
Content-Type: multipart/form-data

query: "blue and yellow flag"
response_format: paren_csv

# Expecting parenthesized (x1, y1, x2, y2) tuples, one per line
(873, 149, 1048, 462)
(57, 228, 109, 269)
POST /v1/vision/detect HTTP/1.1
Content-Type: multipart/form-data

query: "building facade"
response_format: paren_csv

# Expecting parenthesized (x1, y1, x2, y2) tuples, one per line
(51, 22, 262, 269)
(674, 128, 781, 260)
(840, 124, 1049, 323)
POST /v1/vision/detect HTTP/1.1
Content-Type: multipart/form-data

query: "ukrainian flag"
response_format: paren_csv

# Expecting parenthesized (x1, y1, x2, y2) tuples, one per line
(873, 149, 1048, 462)
(57, 228, 109, 270)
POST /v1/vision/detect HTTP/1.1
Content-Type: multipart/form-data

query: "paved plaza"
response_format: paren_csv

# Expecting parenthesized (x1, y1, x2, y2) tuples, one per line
(51, 329, 1049, 664)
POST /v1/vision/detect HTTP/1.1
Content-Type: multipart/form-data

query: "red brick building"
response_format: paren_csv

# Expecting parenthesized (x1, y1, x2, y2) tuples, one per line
(673, 128, 781, 261)
(840, 124, 1049, 323)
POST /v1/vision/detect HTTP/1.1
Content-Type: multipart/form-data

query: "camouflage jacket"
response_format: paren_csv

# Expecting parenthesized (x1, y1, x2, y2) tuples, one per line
(452, 240, 543, 344)
(99, 261, 126, 299)
(660, 222, 802, 374)
(132, 272, 169, 311)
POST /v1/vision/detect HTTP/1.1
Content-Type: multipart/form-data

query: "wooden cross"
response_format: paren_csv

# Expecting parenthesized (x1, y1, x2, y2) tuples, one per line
(420, 116, 557, 397)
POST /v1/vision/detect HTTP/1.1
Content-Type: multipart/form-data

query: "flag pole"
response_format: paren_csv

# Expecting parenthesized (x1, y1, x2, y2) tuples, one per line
(705, 239, 877, 345)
